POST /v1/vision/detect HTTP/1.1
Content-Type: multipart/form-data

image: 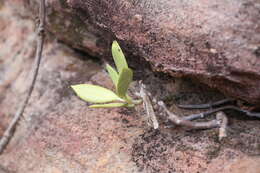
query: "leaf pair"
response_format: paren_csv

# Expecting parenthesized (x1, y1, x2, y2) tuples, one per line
(71, 41, 140, 108)
(106, 65, 133, 98)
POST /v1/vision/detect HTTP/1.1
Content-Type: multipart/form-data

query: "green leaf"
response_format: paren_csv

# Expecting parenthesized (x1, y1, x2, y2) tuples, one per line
(71, 84, 124, 103)
(126, 104, 135, 108)
(89, 102, 127, 108)
(116, 68, 133, 98)
(112, 41, 128, 73)
(126, 94, 133, 102)
(106, 64, 119, 87)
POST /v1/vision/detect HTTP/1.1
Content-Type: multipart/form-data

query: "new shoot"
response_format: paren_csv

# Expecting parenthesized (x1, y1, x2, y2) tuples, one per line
(71, 41, 142, 108)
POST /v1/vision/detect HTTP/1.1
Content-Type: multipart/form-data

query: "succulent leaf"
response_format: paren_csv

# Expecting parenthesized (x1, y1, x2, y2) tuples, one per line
(71, 84, 124, 103)
(116, 68, 133, 98)
(106, 64, 119, 87)
(112, 41, 128, 73)
(89, 102, 127, 108)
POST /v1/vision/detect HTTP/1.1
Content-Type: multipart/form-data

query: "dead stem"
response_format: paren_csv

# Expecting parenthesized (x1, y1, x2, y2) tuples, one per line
(182, 105, 260, 120)
(158, 101, 220, 129)
(0, 0, 46, 154)
(139, 82, 159, 129)
(178, 98, 235, 109)
(216, 111, 228, 141)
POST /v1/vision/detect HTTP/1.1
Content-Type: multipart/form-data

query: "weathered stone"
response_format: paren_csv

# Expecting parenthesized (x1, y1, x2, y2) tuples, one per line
(0, 1, 260, 173)
(8, 0, 260, 105)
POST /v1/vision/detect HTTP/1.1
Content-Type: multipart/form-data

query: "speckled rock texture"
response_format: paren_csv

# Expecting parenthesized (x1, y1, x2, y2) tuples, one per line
(0, 2, 260, 173)
(7, 0, 260, 105)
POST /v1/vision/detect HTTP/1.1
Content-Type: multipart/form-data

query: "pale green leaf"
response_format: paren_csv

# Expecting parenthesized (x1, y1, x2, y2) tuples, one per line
(126, 94, 133, 102)
(106, 64, 119, 87)
(71, 84, 124, 103)
(116, 68, 133, 98)
(126, 104, 135, 108)
(112, 41, 128, 73)
(89, 102, 127, 108)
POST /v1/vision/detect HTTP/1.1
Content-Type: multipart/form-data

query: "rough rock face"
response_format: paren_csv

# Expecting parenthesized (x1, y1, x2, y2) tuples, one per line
(8, 0, 260, 105)
(0, 2, 260, 173)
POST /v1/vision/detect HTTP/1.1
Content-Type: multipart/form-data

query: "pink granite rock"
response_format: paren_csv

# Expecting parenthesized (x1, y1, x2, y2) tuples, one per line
(0, 1, 260, 173)
(9, 0, 260, 104)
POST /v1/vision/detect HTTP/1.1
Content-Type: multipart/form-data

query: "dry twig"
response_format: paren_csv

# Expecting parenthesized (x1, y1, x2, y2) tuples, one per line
(139, 82, 159, 129)
(178, 98, 235, 109)
(216, 111, 228, 141)
(158, 101, 220, 129)
(178, 99, 260, 119)
(0, 0, 46, 154)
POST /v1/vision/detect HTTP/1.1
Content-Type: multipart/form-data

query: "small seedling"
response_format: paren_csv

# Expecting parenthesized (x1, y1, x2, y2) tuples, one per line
(71, 41, 142, 108)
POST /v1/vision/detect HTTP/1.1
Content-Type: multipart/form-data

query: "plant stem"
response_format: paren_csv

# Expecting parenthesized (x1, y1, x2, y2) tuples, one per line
(0, 0, 46, 154)
(158, 101, 220, 129)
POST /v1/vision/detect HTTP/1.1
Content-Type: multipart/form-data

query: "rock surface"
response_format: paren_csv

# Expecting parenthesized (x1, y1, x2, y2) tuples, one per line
(0, 2, 260, 173)
(7, 0, 260, 104)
